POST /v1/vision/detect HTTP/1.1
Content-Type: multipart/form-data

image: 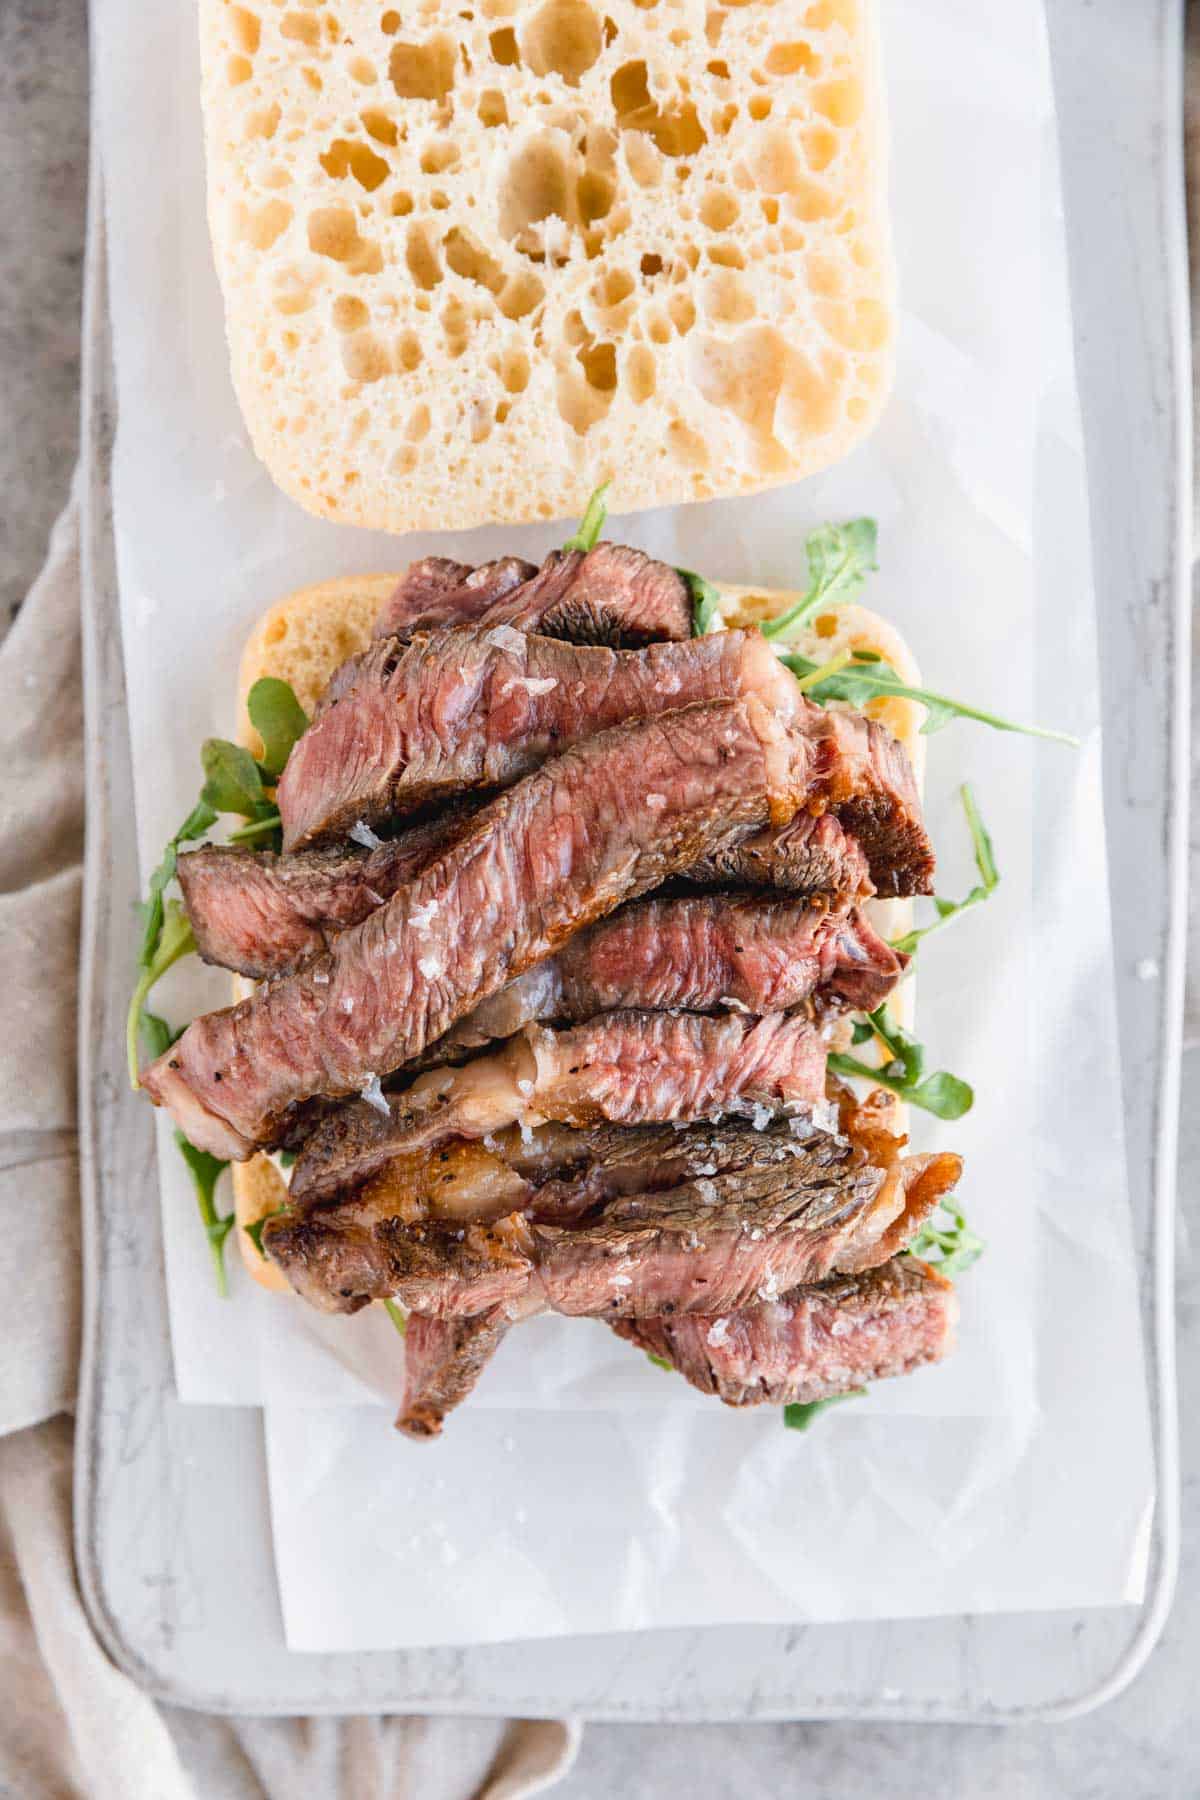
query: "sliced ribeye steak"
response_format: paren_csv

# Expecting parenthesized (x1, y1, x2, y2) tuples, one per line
(265, 1135, 961, 1321)
(143, 698, 798, 1158)
(276, 624, 792, 850)
(432, 895, 904, 1055)
(613, 1255, 957, 1406)
(288, 1009, 831, 1206)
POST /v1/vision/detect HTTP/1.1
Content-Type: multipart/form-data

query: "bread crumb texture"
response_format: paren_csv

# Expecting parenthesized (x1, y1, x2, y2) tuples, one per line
(200, 0, 893, 532)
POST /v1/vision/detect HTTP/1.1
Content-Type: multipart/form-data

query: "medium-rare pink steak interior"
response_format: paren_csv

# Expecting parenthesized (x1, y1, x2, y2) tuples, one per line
(275, 623, 794, 850)
(372, 543, 692, 649)
(136, 527, 967, 1439)
(146, 699, 808, 1157)
(612, 1256, 958, 1407)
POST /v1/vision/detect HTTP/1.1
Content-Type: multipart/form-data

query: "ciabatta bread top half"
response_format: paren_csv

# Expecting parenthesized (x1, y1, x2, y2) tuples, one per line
(200, 0, 893, 534)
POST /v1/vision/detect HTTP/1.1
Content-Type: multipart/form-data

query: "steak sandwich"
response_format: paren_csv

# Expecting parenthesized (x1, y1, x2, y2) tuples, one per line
(134, 524, 973, 1439)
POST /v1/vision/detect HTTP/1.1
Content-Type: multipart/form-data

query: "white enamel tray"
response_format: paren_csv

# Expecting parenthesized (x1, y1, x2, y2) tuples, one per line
(76, 0, 1188, 1718)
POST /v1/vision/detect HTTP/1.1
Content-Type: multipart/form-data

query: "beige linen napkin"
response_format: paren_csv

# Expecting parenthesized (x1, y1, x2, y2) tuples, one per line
(0, 219, 578, 1798)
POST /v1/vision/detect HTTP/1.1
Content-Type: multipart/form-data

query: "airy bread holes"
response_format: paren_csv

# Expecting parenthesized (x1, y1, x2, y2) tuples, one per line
(389, 36, 457, 99)
(498, 132, 575, 249)
(611, 61, 707, 157)
(332, 294, 370, 332)
(420, 139, 460, 174)
(341, 331, 391, 382)
(361, 108, 399, 145)
(478, 88, 509, 126)
(488, 27, 521, 65)
(308, 207, 383, 273)
(228, 7, 261, 55)
(239, 198, 292, 251)
(766, 41, 819, 76)
(319, 138, 390, 191)
(444, 226, 507, 293)
(406, 222, 444, 288)
(520, 0, 602, 85)
(281, 12, 320, 46)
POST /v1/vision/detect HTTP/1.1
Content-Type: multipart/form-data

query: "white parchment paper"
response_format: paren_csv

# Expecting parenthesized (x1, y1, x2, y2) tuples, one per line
(96, 0, 1154, 1645)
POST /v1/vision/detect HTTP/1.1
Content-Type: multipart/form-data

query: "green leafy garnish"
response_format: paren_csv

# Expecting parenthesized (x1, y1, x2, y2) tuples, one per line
(245, 1216, 270, 1261)
(759, 519, 878, 640)
(828, 1004, 974, 1120)
(200, 738, 274, 820)
(139, 1008, 182, 1063)
(909, 1196, 985, 1278)
(646, 1352, 674, 1372)
(783, 1388, 866, 1431)
(127, 901, 196, 1087)
(136, 799, 217, 971)
(892, 784, 998, 956)
(226, 809, 282, 844)
(128, 679, 306, 1084)
(383, 1298, 408, 1337)
(682, 569, 723, 637)
(174, 1130, 234, 1297)
(563, 481, 610, 553)
(247, 677, 309, 780)
(781, 649, 1077, 746)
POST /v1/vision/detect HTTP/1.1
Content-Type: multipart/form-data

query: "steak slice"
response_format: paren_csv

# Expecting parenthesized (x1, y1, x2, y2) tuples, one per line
(686, 810, 872, 900)
(437, 895, 905, 1055)
(288, 1010, 831, 1206)
(372, 555, 536, 643)
(276, 624, 791, 850)
(265, 1137, 961, 1320)
(338, 1112, 866, 1232)
(143, 698, 795, 1158)
(177, 802, 487, 978)
(612, 1255, 958, 1406)
(483, 543, 693, 647)
(178, 820, 877, 984)
(372, 544, 690, 648)
(394, 1305, 513, 1439)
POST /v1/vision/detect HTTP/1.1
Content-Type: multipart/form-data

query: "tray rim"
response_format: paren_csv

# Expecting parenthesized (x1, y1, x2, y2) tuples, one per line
(74, 0, 1189, 1723)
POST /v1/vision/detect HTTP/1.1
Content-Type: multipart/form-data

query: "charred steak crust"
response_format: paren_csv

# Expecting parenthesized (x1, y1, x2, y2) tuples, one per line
(144, 700, 790, 1158)
(263, 1136, 890, 1320)
(612, 1256, 958, 1406)
(395, 1306, 513, 1439)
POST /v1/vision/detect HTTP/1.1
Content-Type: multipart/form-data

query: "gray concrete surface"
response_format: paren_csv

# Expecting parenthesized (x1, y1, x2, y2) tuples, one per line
(0, 0, 1192, 1792)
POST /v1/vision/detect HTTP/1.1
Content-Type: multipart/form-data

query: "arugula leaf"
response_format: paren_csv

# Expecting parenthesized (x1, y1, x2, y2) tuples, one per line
(245, 1216, 269, 1260)
(383, 1298, 408, 1337)
(174, 1129, 234, 1297)
(682, 569, 723, 637)
(137, 799, 217, 969)
(828, 1003, 974, 1120)
(781, 650, 1077, 746)
(140, 1008, 182, 1062)
(563, 481, 610, 552)
(892, 784, 998, 956)
(759, 519, 878, 640)
(127, 901, 196, 1087)
(226, 809, 282, 845)
(247, 677, 309, 779)
(908, 1196, 986, 1278)
(200, 738, 271, 818)
(783, 1388, 866, 1432)
(646, 1352, 675, 1372)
